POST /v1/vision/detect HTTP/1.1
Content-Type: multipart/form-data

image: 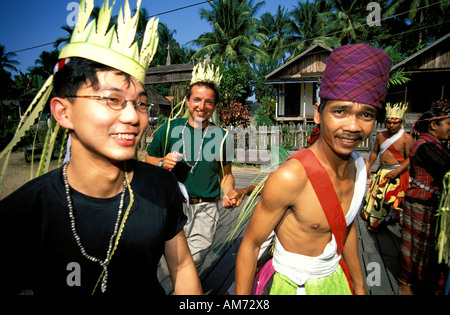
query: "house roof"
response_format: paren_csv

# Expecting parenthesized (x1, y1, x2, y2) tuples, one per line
(391, 32, 450, 71)
(265, 43, 333, 81)
(147, 85, 172, 107)
(145, 64, 194, 84)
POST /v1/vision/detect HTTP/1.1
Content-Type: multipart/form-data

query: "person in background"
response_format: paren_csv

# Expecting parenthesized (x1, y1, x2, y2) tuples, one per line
(146, 64, 254, 270)
(399, 100, 450, 295)
(363, 103, 414, 231)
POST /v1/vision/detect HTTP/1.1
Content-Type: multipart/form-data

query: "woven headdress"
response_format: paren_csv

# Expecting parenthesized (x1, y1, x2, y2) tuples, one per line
(60, 0, 158, 83)
(167, 62, 222, 121)
(386, 102, 407, 122)
(0, 0, 159, 190)
(190, 62, 222, 88)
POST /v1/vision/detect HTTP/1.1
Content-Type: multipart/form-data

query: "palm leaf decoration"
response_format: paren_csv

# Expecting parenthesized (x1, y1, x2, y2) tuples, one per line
(216, 146, 291, 254)
(436, 171, 450, 266)
(0, 76, 60, 195)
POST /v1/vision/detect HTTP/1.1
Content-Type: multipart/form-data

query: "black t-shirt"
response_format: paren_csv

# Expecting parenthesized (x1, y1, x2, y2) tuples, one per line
(0, 160, 186, 295)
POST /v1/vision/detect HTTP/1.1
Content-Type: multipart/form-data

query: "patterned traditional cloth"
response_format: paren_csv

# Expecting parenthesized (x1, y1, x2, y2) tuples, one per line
(399, 133, 449, 293)
(307, 125, 320, 146)
(363, 132, 409, 230)
(400, 199, 446, 293)
(319, 43, 392, 109)
(405, 133, 446, 201)
(363, 165, 408, 229)
(252, 149, 367, 295)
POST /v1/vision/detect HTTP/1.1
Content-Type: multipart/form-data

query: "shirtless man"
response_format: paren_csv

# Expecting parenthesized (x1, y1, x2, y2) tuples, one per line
(235, 43, 392, 295)
(363, 103, 414, 231)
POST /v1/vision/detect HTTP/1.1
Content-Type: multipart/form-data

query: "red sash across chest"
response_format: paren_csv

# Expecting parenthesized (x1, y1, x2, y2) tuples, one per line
(288, 149, 353, 293)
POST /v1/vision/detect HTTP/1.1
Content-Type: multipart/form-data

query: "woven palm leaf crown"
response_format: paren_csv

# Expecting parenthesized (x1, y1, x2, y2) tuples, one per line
(190, 62, 222, 88)
(59, 0, 159, 83)
(386, 102, 408, 121)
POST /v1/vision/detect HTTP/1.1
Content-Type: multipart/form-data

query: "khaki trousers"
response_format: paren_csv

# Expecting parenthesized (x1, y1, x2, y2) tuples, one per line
(183, 201, 220, 270)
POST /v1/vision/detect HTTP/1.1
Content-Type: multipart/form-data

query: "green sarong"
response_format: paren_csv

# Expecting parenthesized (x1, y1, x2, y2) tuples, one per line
(269, 265, 352, 295)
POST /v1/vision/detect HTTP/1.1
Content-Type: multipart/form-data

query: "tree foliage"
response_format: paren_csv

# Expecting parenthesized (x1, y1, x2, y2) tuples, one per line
(192, 0, 268, 66)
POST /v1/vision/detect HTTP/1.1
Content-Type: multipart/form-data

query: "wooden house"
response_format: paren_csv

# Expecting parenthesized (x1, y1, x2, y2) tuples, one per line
(145, 64, 194, 85)
(145, 64, 194, 116)
(266, 35, 450, 124)
(265, 43, 333, 123)
(388, 33, 450, 116)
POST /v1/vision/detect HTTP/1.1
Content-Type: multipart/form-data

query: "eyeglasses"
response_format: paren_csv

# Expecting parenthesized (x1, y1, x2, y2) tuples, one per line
(67, 93, 149, 113)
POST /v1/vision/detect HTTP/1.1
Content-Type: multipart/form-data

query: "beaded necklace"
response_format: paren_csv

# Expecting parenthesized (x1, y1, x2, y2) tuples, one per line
(62, 162, 127, 293)
(182, 119, 210, 173)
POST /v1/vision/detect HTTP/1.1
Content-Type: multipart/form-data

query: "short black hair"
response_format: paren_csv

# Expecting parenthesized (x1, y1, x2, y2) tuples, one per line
(185, 81, 220, 105)
(53, 57, 133, 98)
(318, 99, 327, 114)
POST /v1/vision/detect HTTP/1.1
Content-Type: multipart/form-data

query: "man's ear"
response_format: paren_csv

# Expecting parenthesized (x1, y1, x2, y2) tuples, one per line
(50, 97, 73, 130)
(429, 120, 438, 132)
(314, 102, 321, 125)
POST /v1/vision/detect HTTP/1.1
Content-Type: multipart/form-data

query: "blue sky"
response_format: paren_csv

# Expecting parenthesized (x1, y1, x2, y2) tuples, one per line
(0, 0, 300, 74)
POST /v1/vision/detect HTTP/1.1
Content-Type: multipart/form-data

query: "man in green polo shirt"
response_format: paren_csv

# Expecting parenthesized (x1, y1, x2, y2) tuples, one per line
(146, 78, 248, 270)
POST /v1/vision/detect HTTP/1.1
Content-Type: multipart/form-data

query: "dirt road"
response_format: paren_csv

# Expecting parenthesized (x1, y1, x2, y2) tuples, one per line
(0, 151, 60, 200)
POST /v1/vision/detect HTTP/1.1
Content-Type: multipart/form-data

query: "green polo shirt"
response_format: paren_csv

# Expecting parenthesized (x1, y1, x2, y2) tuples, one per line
(147, 118, 234, 199)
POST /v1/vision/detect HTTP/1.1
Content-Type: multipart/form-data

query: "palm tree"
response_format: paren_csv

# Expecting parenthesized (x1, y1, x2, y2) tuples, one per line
(27, 49, 60, 79)
(157, 22, 178, 65)
(322, 0, 367, 45)
(287, 0, 339, 57)
(384, 0, 438, 21)
(384, 0, 448, 45)
(192, 0, 267, 66)
(258, 5, 291, 64)
(53, 25, 74, 50)
(0, 45, 20, 73)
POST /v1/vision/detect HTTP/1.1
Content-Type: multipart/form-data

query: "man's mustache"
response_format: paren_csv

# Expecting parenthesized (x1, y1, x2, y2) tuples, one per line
(335, 132, 363, 141)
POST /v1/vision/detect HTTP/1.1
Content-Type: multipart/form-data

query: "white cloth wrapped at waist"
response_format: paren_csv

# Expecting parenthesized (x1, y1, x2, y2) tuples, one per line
(272, 235, 341, 288)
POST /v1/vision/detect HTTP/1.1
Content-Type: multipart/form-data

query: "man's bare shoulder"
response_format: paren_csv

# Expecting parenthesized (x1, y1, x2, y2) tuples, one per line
(377, 130, 387, 139)
(260, 158, 309, 209)
(264, 159, 308, 193)
(401, 131, 414, 141)
(374, 131, 386, 143)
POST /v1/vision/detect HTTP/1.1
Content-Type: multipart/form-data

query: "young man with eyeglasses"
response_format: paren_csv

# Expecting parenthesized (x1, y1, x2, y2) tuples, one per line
(0, 57, 202, 295)
(0, 0, 201, 296)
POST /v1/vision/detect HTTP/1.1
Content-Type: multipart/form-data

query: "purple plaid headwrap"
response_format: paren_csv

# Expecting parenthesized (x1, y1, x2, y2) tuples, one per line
(319, 43, 392, 109)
